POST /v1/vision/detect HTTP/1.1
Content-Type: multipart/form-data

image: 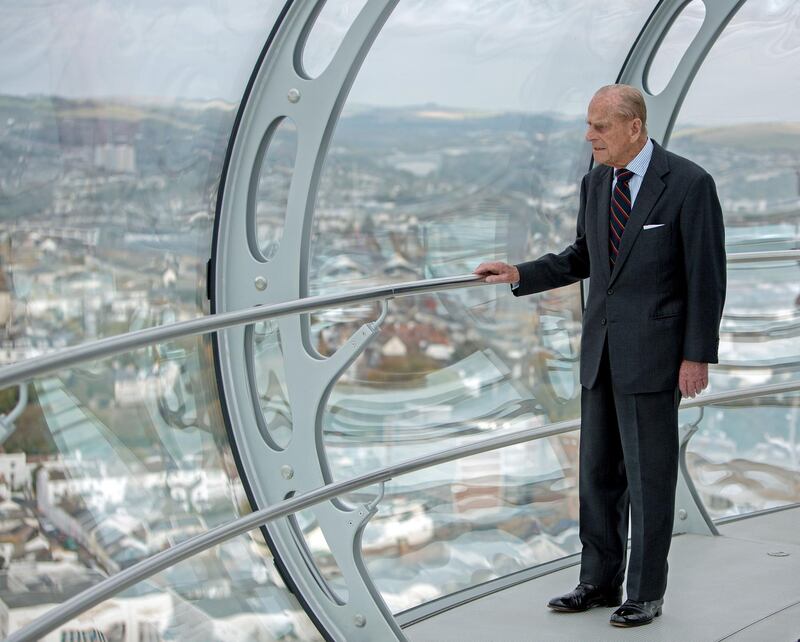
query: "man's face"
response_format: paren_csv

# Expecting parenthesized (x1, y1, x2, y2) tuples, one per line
(585, 95, 641, 167)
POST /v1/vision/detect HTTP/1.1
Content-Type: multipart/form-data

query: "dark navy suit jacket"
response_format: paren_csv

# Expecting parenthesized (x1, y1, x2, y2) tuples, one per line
(512, 140, 726, 394)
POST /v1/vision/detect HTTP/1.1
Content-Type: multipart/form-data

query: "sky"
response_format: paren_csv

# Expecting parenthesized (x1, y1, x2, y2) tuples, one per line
(0, 0, 798, 125)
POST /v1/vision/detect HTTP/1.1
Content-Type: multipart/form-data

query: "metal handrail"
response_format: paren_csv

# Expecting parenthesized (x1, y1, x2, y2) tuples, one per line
(0, 274, 485, 389)
(8, 377, 800, 642)
(5, 256, 800, 641)
(0, 250, 800, 388)
(2, 249, 795, 390)
(726, 249, 800, 263)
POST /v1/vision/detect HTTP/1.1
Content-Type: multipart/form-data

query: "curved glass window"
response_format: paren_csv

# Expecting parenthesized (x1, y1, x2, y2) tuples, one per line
(7, 0, 799, 637)
(669, 0, 800, 519)
(307, 0, 661, 611)
(30, 523, 323, 641)
(0, 2, 322, 639)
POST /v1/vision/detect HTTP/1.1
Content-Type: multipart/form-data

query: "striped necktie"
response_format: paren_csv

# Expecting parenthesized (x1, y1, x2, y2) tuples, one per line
(610, 168, 634, 268)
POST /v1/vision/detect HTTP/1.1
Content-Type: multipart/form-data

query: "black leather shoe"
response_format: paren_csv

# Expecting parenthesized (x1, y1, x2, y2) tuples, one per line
(609, 598, 663, 626)
(547, 582, 623, 612)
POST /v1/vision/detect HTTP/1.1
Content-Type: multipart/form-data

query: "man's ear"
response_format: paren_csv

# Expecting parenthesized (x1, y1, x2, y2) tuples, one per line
(630, 118, 642, 139)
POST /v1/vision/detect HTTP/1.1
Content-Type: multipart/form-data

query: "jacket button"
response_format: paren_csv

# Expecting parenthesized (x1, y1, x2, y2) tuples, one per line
(607, 288, 613, 295)
(601, 318, 607, 326)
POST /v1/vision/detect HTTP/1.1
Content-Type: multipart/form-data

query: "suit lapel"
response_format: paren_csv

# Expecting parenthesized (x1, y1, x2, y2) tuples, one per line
(609, 142, 669, 286)
(593, 166, 613, 283)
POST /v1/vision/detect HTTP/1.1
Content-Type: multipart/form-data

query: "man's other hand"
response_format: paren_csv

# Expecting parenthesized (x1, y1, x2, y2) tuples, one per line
(473, 261, 520, 284)
(679, 360, 708, 398)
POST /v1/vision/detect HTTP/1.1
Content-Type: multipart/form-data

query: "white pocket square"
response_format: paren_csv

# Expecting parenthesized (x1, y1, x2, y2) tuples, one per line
(643, 224, 665, 230)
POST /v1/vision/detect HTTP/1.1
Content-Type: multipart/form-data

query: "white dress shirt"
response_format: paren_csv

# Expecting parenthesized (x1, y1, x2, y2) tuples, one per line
(511, 138, 654, 290)
(611, 137, 653, 207)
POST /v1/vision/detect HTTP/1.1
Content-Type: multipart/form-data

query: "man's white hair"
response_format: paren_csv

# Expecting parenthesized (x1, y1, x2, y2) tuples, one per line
(595, 84, 648, 135)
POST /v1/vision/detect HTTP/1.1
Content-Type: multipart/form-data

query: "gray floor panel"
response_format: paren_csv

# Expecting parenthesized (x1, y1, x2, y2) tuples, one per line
(405, 507, 800, 642)
(719, 505, 800, 548)
(721, 601, 800, 641)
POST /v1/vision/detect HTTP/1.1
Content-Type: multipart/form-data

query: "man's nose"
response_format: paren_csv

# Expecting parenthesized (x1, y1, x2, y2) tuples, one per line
(584, 129, 594, 142)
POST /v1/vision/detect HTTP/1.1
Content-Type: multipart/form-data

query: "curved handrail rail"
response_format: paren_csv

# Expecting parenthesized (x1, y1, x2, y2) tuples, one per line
(3, 248, 794, 389)
(8, 377, 799, 642)
(726, 249, 800, 263)
(0, 274, 485, 389)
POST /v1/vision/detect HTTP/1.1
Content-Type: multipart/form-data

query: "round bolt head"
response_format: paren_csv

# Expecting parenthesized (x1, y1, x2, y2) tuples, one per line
(767, 551, 790, 557)
(678, 509, 688, 520)
(280, 465, 294, 480)
(254, 276, 268, 291)
(353, 614, 366, 628)
(287, 88, 301, 103)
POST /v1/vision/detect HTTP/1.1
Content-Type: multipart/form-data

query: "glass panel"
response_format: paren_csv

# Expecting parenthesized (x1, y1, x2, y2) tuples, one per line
(363, 431, 581, 612)
(669, 0, 800, 519)
(0, 1, 321, 638)
(0, 350, 318, 641)
(2, 529, 323, 641)
(301, 0, 370, 78)
(307, 0, 660, 610)
(250, 117, 296, 262)
(682, 393, 800, 520)
(645, 0, 705, 95)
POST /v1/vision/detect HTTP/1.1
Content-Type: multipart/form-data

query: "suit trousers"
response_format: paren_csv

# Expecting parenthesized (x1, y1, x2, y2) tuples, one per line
(577, 338, 681, 601)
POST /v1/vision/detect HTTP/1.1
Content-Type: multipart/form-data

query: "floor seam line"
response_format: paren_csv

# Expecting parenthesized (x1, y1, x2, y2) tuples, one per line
(715, 533, 800, 548)
(714, 598, 800, 641)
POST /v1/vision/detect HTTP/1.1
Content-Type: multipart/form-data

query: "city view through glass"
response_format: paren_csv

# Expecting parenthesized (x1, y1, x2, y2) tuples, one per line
(1, 93, 798, 638)
(0, 0, 798, 639)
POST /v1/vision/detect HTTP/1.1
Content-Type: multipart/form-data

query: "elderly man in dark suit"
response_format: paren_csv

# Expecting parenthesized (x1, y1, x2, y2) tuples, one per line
(474, 84, 726, 628)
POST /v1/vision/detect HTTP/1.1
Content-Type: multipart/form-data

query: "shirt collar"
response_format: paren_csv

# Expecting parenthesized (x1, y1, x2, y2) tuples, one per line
(619, 137, 653, 179)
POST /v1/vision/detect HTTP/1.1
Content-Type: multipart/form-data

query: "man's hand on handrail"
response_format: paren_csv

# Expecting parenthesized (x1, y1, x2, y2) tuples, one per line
(473, 261, 520, 285)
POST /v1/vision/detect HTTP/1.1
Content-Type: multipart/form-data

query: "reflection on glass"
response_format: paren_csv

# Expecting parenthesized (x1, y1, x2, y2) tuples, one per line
(306, 0, 660, 611)
(361, 432, 580, 612)
(3, 529, 323, 641)
(669, 0, 800, 518)
(683, 396, 800, 520)
(0, 1, 322, 639)
(0, 354, 318, 640)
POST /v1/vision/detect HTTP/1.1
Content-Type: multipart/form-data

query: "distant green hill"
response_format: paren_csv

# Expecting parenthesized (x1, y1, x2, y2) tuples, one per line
(672, 122, 800, 153)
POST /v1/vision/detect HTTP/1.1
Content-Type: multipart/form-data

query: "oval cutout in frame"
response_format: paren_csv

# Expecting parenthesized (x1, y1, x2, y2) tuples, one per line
(249, 117, 297, 262)
(246, 321, 294, 451)
(645, 0, 706, 96)
(300, 0, 370, 78)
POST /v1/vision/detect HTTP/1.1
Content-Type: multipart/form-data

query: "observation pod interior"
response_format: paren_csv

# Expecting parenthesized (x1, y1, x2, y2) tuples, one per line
(0, 0, 798, 641)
